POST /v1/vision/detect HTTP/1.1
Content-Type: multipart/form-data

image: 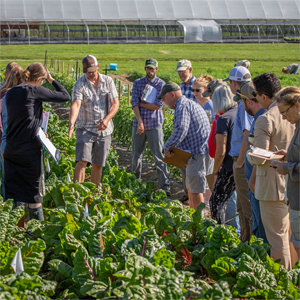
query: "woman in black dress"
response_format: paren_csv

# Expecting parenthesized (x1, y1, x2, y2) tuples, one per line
(4, 63, 70, 221)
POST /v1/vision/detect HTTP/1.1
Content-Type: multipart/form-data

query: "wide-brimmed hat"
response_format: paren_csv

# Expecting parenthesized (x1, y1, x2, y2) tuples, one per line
(202, 79, 226, 97)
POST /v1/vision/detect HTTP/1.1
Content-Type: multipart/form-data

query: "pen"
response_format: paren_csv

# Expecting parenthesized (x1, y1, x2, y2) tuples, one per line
(274, 145, 279, 152)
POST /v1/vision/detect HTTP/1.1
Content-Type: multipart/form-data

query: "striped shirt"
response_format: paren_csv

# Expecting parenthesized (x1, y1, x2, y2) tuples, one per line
(164, 96, 210, 154)
(72, 73, 118, 136)
(180, 75, 197, 102)
(131, 76, 165, 130)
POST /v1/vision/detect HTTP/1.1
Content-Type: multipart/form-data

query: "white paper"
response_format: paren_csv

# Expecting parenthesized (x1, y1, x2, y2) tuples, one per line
(252, 147, 275, 158)
(84, 203, 89, 218)
(143, 86, 157, 104)
(37, 128, 61, 164)
(149, 245, 155, 259)
(42, 111, 50, 133)
(11, 248, 24, 275)
(66, 172, 71, 182)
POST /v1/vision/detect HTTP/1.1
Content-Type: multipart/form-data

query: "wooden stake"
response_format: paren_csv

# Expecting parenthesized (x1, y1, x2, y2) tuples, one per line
(62, 61, 64, 74)
(128, 84, 131, 105)
(57, 59, 60, 72)
(118, 81, 121, 100)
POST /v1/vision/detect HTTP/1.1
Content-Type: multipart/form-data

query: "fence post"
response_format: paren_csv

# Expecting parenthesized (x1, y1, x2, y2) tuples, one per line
(57, 59, 60, 72)
(118, 81, 121, 99)
(62, 61, 64, 74)
(128, 84, 130, 105)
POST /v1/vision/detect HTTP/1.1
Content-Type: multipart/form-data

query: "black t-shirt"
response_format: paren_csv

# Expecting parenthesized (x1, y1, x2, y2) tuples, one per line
(6, 81, 70, 148)
(215, 106, 237, 172)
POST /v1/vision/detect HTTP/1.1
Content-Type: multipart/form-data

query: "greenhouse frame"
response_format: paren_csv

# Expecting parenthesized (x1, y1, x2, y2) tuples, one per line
(0, 0, 299, 44)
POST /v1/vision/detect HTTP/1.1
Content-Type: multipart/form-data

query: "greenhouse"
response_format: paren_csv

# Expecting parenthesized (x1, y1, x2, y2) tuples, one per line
(0, 0, 299, 44)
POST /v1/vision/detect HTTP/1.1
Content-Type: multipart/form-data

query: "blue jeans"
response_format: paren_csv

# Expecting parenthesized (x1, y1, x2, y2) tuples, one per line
(249, 189, 268, 244)
(225, 190, 241, 236)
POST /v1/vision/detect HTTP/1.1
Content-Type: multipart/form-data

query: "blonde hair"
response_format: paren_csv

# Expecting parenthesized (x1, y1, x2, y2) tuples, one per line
(194, 74, 214, 86)
(23, 63, 47, 83)
(275, 86, 300, 106)
(0, 65, 24, 93)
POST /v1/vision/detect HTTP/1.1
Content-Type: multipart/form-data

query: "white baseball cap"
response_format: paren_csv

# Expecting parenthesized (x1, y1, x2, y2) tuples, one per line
(223, 66, 251, 82)
(175, 59, 192, 71)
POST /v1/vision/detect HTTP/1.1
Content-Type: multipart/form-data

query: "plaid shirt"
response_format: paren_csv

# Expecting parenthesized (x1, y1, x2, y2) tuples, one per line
(164, 96, 210, 154)
(131, 76, 165, 130)
(72, 73, 118, 136)
(180, 75, 197, 102)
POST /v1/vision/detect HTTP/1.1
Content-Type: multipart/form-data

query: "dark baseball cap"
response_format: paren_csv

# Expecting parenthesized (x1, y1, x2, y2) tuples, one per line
(233, 81, 257, 102)
(82, 55, 98, 73)
(157, 82, 181, 99)
(202, 79, 226, 97)
(145, 58, 158, 69)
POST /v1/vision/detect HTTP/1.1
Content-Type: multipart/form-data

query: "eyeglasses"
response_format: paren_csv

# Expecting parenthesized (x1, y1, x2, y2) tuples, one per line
(191, 88, 203, 93)
(280, 103, 294, 117)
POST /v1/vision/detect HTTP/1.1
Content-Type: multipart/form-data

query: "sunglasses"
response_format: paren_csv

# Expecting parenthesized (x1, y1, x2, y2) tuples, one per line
(191, 88, 204, 93)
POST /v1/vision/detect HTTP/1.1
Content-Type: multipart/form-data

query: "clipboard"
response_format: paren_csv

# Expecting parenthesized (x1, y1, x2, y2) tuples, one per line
(163, 147, 192, 169)
(36, 128, 61, 164)
(248, 147, 284, 161)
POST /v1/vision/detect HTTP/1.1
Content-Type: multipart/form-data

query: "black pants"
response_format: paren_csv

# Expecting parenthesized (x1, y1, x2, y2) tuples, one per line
(209, 168, 235, 224)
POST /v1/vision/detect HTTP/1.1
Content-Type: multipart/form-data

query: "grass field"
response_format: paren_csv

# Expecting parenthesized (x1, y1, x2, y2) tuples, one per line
(0, 43, 299, 86)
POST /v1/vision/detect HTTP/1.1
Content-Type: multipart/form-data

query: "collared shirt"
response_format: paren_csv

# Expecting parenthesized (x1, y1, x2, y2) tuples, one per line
(72, 73, 118, 136)
(180, 75, 197, 102)
(244, 107, 267, 181)
(229, 100, 253, 157)
(164, 96, 210, 154)
(131, 76, 165, 130)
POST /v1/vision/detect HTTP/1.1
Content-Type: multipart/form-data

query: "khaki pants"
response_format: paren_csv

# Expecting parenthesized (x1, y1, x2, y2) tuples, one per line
(260, 200, 292, 270)
(233, 163, 252, 242)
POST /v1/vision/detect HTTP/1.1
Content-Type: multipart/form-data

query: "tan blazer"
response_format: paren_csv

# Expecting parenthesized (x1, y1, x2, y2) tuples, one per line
(247, 102, 295, 201)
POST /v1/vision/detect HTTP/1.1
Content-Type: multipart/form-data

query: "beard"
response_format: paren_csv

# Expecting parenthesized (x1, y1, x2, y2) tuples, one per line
(146, 73, 155, 80)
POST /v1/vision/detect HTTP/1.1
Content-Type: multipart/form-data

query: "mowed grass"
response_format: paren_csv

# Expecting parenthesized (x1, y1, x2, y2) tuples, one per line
(0, 43, 299, 86)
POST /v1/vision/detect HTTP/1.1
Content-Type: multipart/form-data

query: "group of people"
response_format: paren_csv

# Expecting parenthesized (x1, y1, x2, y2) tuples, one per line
(0, 55, 299, 270)
(129, 57, 299, 270)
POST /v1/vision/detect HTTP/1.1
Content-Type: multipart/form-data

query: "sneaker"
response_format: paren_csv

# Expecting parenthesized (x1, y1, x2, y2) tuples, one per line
(164, 189, 171, 197)
(179, 194, 189, 203)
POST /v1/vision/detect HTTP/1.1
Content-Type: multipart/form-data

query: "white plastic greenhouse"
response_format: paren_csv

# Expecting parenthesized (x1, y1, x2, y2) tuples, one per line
(0, 0, 299, 44)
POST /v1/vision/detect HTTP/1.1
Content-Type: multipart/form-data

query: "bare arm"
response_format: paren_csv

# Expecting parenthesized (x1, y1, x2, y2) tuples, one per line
(69, 99, 81, 139)
(98, 97, 119, 131)
(214, 134, 227, 174)
(235, 129, 249, 168)
(139, 102, 160, 111)
(132, 106, 144, 135)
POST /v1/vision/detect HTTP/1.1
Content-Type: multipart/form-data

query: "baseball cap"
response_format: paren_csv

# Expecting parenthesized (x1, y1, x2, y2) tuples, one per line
(145, 58, 158, 69)
(202, 79, 226, 97)
(234, 60, 250, 69)
(223, 66, 251, 82)
(82, 55, 98, 73)
(175, 59, 192, 71)
(157, 82, 181, 99)
(233, 81, 257, 102)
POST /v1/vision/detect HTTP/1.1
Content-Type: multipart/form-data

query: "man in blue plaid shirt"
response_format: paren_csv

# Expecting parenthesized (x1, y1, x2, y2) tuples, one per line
(159, 82, 211, 209)
(131, 58, 170, 195)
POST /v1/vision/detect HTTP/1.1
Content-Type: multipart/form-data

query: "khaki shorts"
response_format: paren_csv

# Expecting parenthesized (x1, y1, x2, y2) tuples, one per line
(76, 129, 111, 167)
(186, 154, 208, 194)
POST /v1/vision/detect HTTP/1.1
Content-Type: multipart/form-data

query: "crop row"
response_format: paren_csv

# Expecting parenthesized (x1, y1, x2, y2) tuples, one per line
(0, 91, 299, 299)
